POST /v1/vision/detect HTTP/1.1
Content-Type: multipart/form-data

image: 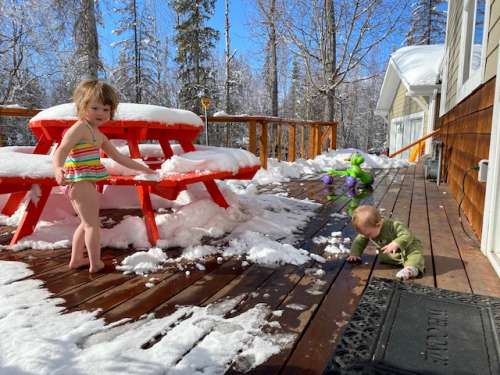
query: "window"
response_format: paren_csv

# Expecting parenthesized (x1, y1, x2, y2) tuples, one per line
(459, 0, 487, 98)
(390, 113, 424, 160)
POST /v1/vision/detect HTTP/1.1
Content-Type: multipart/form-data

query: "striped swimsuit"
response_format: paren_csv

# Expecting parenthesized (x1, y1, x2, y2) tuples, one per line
(64, 124, 109, 183)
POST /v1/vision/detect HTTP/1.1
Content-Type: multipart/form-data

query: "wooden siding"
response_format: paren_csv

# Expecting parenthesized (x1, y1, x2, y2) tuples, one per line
(445, 0, 464, 112)
(389, 82, 422, 120)
(440, 78, 496, 238)
(485, 0, 499, 80)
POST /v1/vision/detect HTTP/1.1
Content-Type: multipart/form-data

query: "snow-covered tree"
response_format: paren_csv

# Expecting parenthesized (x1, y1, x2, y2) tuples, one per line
(172, 0, 220, 114)
(405, 0, 447, 45)
(110, 0, 167, 104)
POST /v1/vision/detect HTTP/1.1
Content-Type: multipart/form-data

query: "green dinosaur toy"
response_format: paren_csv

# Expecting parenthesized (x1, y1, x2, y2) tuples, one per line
(325, 153, 374, 185)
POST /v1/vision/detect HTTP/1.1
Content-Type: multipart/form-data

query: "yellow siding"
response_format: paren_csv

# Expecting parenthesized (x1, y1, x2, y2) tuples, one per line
(445, 0, 463, 112)
(389, 82, 423, 120)
(485, 0, 499, 80)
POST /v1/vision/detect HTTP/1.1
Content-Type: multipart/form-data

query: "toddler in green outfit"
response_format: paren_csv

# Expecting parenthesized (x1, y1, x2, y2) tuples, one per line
(347, 205, 425, 280)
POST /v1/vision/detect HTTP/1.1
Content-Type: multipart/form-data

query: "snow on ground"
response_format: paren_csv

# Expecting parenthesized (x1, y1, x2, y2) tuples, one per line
(0, 264, 294, 374)
(0, 147, 408, 374)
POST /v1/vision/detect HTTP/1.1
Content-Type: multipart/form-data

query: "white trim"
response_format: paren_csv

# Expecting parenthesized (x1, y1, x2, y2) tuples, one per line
(479, 0, 490, 82)
(481, 40, 500, 278)
(391, 112, 425, 123)
(457, 0, 489, 102)
(426, 92, 438, 154)
(439, 49, 450, 116)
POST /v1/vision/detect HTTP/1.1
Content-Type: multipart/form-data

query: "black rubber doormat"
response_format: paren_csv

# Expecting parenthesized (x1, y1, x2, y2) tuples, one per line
(323, 277, 500, 375)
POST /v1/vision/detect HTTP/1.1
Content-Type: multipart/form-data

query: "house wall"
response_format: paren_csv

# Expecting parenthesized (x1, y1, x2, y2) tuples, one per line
(440, 78, 496, 238)
(444, 0, 463, 112)
(389, 82, 422, 120)
(485, 0, 500, 80)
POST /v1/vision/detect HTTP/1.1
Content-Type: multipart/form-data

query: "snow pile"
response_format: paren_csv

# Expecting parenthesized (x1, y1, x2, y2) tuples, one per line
(30, 102, 204, 127)
(115, 247, 167, 275)
(0, 265, 294, 374)
(390, 45, 444, 87)
(160, 147, 259, 175)
(213, 110, 229, 116)
(0, 145, 258, 178)
(253, 148, 409, 185)
(313, 231, 352, 255)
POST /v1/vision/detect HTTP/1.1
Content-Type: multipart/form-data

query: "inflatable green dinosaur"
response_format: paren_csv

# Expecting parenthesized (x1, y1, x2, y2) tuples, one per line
(325, 153, 374, 185)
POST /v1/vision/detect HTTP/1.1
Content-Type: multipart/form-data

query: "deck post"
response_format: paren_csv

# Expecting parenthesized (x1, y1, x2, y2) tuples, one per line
(259, 121, 268, 169)
(288, 123, 296, 162)
(248, 120, 257, 155)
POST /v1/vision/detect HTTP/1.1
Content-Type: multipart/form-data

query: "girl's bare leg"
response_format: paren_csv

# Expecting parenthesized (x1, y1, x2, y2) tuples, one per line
(69, 182, 104, 272)
(68, 223, 89, 268)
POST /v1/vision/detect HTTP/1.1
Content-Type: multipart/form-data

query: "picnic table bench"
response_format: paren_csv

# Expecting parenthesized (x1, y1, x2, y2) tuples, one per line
(0, 103, 260, 246)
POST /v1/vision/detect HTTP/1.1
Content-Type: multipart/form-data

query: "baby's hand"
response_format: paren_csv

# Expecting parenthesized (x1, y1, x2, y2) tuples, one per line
(382, 241, 400, 254)
(54, 167, 66, 185)
(347, 255, 362, 264)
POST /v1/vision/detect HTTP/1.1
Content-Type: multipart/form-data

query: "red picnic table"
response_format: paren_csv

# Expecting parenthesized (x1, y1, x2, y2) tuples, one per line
(0, 104, 259, 246)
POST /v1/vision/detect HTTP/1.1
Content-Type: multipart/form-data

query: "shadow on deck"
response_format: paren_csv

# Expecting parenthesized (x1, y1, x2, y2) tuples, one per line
(0, 163, 498, 374)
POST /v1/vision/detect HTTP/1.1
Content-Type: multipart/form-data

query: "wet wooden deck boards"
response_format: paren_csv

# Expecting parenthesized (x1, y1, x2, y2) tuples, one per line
(1, 163, 499, 374)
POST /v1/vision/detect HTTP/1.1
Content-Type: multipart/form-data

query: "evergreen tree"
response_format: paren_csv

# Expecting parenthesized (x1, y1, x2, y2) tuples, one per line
(285, 58, 304, 119)
(172, 0, 219, 114)
(405, 0, 447, 45)
(110, 0, 164, 103)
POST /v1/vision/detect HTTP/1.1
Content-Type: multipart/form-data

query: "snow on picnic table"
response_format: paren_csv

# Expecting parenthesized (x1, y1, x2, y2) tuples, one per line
(30, 102, 204, 127)
(0, 147, 409, 374)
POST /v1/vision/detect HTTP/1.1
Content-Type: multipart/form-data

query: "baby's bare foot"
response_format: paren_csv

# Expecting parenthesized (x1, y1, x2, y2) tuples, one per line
(69, 258, 90, 269)
(89, 260, 105, 273)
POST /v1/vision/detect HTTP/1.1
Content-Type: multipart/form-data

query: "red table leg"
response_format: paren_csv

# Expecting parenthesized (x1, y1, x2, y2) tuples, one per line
(127, 135, 159, 246)
(136, 185, 159, 246)
(10, 185, 52, 245)
(178, 141, 230, 209)
(203, 180, 229, 208)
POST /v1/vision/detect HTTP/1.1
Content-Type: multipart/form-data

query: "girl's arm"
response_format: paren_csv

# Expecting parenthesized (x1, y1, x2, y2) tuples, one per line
(52, 123, 84, 185)
(100, 137, 155, 174)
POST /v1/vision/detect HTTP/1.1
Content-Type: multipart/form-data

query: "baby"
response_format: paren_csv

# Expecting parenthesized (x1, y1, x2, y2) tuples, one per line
(347, 205, 425, 280)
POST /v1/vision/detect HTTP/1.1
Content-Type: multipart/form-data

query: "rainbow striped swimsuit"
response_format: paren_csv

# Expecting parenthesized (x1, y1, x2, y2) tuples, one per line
(64, 142, 109, 183)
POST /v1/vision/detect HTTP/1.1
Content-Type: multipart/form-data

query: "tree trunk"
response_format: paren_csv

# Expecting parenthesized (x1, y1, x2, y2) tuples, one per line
(269, 0, 278, 117)
(426, 0, 432, 44)
(323, 0, 336, 121)
(132, 0, 141, 103)
(224, 0, 231, 146)
(74, 0, 100, 79)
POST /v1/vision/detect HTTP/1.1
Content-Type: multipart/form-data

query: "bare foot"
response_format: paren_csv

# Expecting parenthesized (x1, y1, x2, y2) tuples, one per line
(89, 260, 105, 273)
(69, 258, 90, 269)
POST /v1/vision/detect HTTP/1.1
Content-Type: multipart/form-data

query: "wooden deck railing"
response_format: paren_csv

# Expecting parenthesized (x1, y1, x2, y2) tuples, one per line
(389, 128, 441, 158)
(0, 107, 337, 169)
(205, 115, 336, 168)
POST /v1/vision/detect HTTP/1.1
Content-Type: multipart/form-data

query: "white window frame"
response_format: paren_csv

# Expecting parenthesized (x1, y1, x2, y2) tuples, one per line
(390, 112, 425, 159)
(481, 40, 500, 277)
(457, 0, 490, 102)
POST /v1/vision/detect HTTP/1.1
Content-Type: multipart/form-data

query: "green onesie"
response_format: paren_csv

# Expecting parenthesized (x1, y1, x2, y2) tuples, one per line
(350, 219, 425, 272)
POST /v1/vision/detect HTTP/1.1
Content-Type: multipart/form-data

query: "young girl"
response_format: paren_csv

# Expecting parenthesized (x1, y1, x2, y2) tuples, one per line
(53, 80, 156, 273)
(347, 205, 425, 280)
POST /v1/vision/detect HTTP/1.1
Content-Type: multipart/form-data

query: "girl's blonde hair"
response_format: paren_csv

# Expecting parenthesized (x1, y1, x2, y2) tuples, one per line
(351, 205, 383, 231)
(73, 79, 119, 119)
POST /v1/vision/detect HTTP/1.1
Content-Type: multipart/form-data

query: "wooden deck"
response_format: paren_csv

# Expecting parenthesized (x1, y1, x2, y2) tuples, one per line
(1, 163, 499, 374)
